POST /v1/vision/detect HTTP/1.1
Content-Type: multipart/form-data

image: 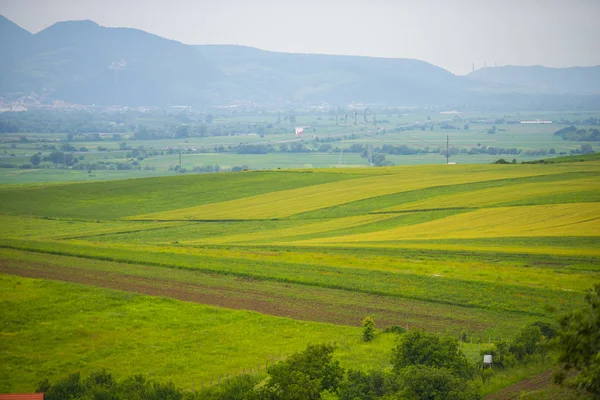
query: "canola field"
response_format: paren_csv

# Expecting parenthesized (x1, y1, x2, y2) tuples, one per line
(1, 160, 599, 391)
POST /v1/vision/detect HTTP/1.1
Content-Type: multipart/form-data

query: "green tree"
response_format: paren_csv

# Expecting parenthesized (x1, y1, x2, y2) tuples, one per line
(30, 153, 41, 166)
(509, 325, 542, 361)
(259, 344, 344, 400)
(176, 125, 190, 138)
(398, 366, 481, 400)
(197, 375, 259, 400)
(391, 330, 472, 379)
(362, 316, 375, 342)
(38, 370, 188, 400)
(554, 284, 600, 396)
(581, 144, 594, 154)
(338, 369, 392, 400)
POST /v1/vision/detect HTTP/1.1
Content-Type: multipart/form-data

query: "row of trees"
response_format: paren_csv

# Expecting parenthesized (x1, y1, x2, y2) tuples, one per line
(0, 110, 130, 134)
(554, 126, 600, 141)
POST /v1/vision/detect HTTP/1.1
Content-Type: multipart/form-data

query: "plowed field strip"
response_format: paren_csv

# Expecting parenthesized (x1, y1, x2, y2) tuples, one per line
(0, 257, 499, 332)
(485, 369, 572, 400)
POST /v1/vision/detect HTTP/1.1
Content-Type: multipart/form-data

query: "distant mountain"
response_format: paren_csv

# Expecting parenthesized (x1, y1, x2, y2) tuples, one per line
(1, 15, 599, 108)
(196, 45, 471, 105)
(0, 15, 33, 76)
(0, 17, 223, 106)
(467, 65, 600, 95)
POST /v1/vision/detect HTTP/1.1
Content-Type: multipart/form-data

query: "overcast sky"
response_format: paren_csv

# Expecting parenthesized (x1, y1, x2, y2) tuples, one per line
(1, 0, 599, 75)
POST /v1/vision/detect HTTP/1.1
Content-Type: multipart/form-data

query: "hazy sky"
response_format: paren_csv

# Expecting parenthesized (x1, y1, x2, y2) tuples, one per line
(1, 0, 599, 75)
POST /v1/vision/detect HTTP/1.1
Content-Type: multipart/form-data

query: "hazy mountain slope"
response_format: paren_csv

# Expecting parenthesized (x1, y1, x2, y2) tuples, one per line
(1, 15, 599, 108)
(468, 65, 600, 95)
(0, 15, 33, 80)
(1, 18, 224, 106)
(197, 44, 470, 104)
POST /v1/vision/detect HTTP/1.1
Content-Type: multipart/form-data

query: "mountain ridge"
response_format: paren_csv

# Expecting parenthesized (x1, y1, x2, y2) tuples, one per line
(468, 65, 600, 95)
(0, 16, 224, 107)
(1, 15, 599, 108)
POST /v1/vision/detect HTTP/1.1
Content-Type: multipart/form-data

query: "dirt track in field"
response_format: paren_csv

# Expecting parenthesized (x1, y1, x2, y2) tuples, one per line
(0, 257, 487, 331)
(485, 369, 580, 400)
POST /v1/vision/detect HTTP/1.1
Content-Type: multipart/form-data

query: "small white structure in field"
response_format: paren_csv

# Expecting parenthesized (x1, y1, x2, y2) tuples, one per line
(483, 354, 493, 368)
(520, 119, 552, 124)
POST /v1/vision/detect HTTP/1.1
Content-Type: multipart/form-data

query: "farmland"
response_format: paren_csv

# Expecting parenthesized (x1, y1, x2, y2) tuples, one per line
(1, 157, 599, 394)
(1, 109, 599, 184)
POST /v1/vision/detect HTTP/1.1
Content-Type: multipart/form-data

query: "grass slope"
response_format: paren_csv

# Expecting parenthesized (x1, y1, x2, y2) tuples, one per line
(1, 160, 599, 394)
(0, 274, 367, 393)
(0, 170, 359, 220)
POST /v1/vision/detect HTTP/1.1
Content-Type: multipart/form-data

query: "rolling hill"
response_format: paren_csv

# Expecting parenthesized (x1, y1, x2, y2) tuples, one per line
(1, 15, 600, 108)
(468, 65, 600, 95)
(0, 16, 475, 107)
(196, 44, 470, 104)
(0, 15, 33, 78)
(0, 18, 224, 107)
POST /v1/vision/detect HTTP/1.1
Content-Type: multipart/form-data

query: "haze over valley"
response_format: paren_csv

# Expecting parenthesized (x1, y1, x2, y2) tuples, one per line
(1, 1, 599, 399)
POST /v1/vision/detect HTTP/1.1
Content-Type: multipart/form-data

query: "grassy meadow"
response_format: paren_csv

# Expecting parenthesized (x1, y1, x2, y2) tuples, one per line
(1, 157, 599, 393)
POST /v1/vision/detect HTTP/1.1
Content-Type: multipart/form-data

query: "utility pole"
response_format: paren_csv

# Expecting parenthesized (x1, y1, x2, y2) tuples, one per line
(446, 135, 449, 164)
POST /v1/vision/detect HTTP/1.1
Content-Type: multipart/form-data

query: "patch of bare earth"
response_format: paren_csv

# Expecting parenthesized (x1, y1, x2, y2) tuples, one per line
(0, 257, 487, 331)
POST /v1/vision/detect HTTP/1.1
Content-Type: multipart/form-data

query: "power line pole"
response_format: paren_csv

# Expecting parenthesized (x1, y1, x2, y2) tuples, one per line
(446, 135, 449, 164)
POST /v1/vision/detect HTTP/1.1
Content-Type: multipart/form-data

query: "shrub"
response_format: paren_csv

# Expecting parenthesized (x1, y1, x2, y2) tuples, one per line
(398, 366, 481, 400)
(338, 369, 394, 400)
(510, 325, 543, 361)
(383, 325, 406, 335)
(362, 316, 375, 342)
(391, 330, 473, 379)
(258, 344, 344, 399)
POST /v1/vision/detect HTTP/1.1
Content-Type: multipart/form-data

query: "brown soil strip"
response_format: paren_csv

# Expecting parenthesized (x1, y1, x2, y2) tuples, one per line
(485, 369, 562, 400)
(0, 257, 486, 331)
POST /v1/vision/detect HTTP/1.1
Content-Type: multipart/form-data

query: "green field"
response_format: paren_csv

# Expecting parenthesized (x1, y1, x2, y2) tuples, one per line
(2, 109, 598, 184)
(1, 157, 599, 394)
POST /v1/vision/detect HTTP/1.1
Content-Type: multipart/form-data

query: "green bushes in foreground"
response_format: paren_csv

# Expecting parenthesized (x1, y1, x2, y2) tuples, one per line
(37, 339, 484, 400)
(36, 320, 562, 399)
(38, 370, 197, 400)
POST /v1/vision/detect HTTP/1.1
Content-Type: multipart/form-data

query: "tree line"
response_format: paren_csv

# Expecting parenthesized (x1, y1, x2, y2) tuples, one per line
(554, 126, 600, 141)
